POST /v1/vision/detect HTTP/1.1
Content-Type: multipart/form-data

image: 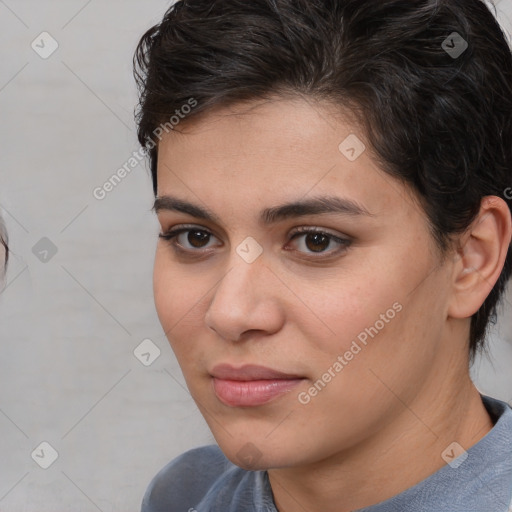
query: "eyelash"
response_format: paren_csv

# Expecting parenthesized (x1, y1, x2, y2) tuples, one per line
(158, 225, 352, 259)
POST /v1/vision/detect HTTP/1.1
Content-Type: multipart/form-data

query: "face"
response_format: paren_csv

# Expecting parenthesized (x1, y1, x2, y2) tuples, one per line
(153, 97, 456, 470)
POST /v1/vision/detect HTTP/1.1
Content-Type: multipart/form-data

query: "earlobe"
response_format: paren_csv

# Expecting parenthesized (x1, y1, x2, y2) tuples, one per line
(448, 196, 512, 320)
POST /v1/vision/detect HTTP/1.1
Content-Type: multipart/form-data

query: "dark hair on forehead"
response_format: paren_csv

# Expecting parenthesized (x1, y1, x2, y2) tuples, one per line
(133, 0, 512, 363)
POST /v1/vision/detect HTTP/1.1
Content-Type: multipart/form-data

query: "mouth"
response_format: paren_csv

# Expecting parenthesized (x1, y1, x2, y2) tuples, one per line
(210, 364, 307, 407)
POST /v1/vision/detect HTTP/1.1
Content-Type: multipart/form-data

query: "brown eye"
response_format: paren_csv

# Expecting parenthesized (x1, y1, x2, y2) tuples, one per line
(186, 230, 211, 248)
(303, 232, 331, 252)
(159, 227, 219, 251)
(288, 228, 351, 257)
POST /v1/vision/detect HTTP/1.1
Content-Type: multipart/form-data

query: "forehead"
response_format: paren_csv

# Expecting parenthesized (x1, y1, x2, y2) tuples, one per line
(155, 97, 422, 224)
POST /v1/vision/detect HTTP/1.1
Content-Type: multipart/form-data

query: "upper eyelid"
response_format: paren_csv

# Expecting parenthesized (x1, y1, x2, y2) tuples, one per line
(160, 225, 351, 254)
(161, 224, 221, 240)
(160, 224, 347, 239)
(290, 226, 348, 237)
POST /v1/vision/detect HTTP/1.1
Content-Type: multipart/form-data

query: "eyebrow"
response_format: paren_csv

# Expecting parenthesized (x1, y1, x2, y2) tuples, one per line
(152, 194, 373, 225)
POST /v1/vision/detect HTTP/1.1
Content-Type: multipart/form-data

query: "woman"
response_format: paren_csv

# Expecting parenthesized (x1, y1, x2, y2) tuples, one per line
(133, 0, 512, 510)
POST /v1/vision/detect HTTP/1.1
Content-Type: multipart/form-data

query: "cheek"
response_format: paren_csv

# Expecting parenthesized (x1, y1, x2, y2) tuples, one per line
(299, 247, 442, 380)
(153, 252, 175, 328)
(153, 266, 209, 385)
(300, 271, 403, 356)
(153, 251, 207, 342)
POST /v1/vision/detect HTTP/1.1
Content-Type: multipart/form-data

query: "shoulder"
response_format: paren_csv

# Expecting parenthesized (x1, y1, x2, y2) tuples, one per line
(140, 444, 236, 512)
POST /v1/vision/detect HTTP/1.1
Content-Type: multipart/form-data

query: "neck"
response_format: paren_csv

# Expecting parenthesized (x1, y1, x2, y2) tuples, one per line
(268, 352, 493, 512)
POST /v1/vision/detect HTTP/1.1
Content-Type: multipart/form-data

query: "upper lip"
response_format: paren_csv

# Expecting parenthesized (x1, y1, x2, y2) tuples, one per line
(210, 364, 304, 381)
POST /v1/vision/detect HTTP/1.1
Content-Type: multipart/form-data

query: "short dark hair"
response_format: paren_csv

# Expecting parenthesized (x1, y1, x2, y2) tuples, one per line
(133, 0, 512, 362)
(0, 216, 8, 273)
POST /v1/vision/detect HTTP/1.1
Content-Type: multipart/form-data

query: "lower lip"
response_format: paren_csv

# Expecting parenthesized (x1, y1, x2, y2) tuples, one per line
(212, 377, 305, 407)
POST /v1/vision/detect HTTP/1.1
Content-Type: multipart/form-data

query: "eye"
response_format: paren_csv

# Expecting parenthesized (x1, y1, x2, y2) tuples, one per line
(159, 225, 220, 252)
(159, 225, 352, 258)
(287, 227, 351, 257)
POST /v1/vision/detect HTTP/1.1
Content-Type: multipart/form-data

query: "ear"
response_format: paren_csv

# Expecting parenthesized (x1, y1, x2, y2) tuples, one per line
(448, 196, 512, 319)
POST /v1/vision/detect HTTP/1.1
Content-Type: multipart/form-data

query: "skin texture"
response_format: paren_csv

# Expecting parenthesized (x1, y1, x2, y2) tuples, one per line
(152, 97, 511, 512)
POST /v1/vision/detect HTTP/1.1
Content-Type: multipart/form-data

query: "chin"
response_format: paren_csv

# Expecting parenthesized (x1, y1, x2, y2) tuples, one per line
(216, 437, 300, 471)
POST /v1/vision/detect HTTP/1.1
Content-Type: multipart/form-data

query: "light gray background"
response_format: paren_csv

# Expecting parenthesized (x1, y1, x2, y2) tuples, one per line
(0, 1, 511, 510)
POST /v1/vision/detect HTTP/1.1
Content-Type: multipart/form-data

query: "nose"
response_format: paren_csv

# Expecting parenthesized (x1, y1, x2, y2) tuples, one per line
(204, 254, 285, 342)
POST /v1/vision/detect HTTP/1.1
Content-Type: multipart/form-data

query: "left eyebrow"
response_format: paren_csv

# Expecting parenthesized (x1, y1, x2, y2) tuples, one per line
(152, 194, 374, 226)
(260, 195, 374, 224)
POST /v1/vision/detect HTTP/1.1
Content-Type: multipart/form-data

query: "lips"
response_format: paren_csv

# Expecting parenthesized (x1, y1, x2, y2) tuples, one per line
(210, 364, 306, 407)
(210, 363, 304, 381)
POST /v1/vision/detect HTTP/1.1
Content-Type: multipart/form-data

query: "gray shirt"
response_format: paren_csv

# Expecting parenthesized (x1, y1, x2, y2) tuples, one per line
(141, 394, 512, 512)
